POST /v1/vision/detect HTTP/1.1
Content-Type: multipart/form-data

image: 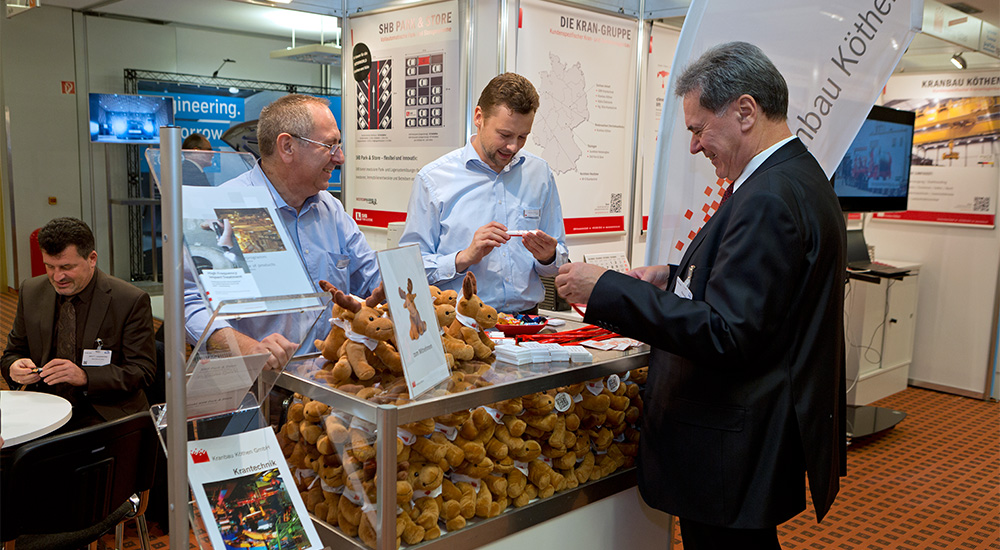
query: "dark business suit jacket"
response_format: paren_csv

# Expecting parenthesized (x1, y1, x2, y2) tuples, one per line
(182, 158, 211, 186)
(587, 139, 847, 528)
(2, 269, 156, 422)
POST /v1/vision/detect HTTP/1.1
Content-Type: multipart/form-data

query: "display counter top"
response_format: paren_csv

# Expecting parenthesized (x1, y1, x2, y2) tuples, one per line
(276, 323, 649, 424)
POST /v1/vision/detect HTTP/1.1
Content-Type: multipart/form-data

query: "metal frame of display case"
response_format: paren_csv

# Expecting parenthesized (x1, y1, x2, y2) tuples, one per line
(274, 344, 650, 550)
(157, 128, 335, 550)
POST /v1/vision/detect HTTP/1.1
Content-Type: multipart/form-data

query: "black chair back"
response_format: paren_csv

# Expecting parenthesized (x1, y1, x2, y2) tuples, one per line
(1, 412, 159, 544)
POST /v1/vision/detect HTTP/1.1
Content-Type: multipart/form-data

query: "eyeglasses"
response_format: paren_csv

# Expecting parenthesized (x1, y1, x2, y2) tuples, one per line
(290, 134, 345, 157)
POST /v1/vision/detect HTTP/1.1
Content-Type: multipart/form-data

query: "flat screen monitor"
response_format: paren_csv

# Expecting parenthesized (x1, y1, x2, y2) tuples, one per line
(89, 93, 174, 144)
(831, 104, 915, 213)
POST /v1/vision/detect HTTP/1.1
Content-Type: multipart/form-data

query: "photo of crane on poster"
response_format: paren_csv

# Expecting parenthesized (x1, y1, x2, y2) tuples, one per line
(515, 0, 638, 235)
(873, 71, 998, 228)
(347, 0, 464, 229)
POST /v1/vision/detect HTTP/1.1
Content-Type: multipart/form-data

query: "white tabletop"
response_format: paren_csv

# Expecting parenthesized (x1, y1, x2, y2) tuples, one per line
(0, 390, 73, 447)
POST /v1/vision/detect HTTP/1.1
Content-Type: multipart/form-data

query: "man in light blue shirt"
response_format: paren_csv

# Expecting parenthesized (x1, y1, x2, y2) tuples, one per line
(184, 94, 381, 366)
(399, 73, 569, 314)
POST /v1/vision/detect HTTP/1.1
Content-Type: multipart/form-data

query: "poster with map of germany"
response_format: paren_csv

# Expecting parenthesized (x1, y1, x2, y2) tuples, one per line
(516, 0, 637, 234)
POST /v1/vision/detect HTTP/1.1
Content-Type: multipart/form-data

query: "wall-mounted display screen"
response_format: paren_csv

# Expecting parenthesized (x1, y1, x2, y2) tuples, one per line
(831, 104, 916, 213)
(89, 93, 174, 144)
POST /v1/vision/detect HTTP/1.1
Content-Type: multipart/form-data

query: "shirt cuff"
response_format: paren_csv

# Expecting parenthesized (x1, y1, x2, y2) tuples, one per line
(534, 244, 569, 276)
(438, 251, 460, 282)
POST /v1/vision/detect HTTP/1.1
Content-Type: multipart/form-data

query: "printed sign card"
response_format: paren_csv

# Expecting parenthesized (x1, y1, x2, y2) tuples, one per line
(182, 186, 316, 313)
(185, 353, 270, 419)
(376, 245, 450, 398)
(187, 427, 322, 550)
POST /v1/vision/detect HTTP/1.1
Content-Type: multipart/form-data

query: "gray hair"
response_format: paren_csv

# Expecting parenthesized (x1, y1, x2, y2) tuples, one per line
(675, 41, 788, 120)
(257, 94, 330, 157)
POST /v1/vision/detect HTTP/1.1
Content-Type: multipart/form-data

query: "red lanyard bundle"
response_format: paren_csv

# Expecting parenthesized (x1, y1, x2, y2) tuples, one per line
(515, 324, 618, 345)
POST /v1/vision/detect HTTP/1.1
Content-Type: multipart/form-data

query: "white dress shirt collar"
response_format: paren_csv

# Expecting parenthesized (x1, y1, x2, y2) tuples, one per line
(731, 136, 797, 194)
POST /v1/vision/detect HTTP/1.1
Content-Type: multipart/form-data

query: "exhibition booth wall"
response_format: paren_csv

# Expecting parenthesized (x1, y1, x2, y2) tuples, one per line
(0, 5, 330, 288)
(0, 1, 996, 403)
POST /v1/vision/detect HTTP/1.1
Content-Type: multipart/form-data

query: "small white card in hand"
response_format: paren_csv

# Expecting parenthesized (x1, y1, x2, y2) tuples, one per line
(674, 277, 693, 299)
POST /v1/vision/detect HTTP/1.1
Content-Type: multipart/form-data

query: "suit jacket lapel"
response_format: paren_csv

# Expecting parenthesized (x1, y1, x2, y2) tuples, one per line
(680, 139, 807, 268)
(83, 270, 112, 350)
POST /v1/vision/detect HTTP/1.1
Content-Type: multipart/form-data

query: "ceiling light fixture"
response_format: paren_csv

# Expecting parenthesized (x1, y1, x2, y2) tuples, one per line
(950, 52, 967, 70)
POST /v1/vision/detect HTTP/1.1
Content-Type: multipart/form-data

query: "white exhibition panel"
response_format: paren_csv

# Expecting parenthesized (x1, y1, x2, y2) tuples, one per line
(873, 70, 1000, 396)
(478, 488, 673, 550)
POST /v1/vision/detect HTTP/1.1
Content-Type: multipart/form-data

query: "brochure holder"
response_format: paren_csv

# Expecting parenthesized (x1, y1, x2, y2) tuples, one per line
(148, 145, 332, 549)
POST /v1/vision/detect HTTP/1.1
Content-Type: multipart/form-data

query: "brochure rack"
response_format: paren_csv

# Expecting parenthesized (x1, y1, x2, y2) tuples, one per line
(149, 140, 333, 550)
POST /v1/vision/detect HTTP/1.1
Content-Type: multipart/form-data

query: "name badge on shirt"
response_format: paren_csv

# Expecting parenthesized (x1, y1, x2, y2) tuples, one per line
(83, 349, 112, 366)
(523, 208, 540, 219)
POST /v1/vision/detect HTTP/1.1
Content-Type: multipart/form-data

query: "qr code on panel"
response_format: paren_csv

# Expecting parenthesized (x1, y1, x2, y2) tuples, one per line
(973, 196, 990, 212)
(610, 193, 622, 214)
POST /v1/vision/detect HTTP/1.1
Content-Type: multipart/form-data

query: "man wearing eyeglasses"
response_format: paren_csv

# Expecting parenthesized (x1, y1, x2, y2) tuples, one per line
(183, 94, 381, 367)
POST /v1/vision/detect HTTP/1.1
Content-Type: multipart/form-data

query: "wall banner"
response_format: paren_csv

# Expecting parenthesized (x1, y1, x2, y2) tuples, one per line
(515, 0, 638, 234)
(876, 71, 999, 228)
(640, 24, 680, 233)
(347, 0, 464, 228)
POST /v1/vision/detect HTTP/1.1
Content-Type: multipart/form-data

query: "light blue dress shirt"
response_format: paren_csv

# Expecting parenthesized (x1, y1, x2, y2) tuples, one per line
(184, 162, 381, 353)
(399, 138, 569, 313)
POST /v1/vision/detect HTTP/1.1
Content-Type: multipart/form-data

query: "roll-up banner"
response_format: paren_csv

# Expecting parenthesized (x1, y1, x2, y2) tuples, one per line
(647, 0, 924, 265)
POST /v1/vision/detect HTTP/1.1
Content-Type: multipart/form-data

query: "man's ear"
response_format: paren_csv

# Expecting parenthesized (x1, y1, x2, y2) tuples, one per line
(473, 105, 484, 131)
(735, 94, 757, 129)
(275, 133, 296, 163)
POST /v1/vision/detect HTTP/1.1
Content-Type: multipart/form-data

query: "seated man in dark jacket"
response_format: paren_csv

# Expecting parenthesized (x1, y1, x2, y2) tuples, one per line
(2, 217, 156, 428)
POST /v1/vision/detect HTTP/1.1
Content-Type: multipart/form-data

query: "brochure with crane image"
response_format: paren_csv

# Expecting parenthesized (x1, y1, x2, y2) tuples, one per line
(187, 427, 322, 550)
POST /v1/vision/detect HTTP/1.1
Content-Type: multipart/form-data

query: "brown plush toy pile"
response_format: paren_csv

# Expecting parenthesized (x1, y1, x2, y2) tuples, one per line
(276, 364, 647, 548)
(278, 273, 649, 548)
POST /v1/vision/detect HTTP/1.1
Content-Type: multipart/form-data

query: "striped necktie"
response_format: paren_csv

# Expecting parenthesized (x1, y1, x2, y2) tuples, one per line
(720, 183, 734, 206)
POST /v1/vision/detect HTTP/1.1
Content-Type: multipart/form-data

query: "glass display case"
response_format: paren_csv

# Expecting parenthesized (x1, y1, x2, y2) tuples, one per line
(269, 333, 650, 550)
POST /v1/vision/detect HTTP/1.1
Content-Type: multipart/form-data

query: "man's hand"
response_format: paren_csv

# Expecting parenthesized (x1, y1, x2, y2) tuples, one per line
(251, 334, 298, 371)
(628, 265, 672, 290)
(456, 222, 509, 272)
(520, 230, 558, 264)
(210, 328, 298, 371)
(39, 358, 88, 387)
(555, 263, 608, 305)
(9, 358, 41, 386)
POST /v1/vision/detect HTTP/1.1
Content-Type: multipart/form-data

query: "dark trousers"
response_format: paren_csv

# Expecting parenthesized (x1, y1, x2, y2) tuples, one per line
(678, 517, 781, 550)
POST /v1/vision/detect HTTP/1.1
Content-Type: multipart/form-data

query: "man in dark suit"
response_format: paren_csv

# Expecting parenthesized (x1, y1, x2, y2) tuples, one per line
(556, 42, 846, 549)
(2, 217, 156, 427)
(182, 132, 214, 187)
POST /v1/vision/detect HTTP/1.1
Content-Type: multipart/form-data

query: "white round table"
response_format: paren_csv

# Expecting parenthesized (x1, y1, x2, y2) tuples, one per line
(0, 390, 73, 446)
